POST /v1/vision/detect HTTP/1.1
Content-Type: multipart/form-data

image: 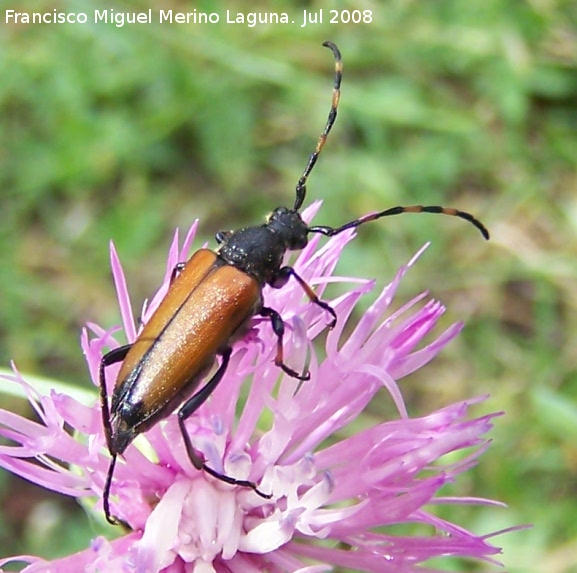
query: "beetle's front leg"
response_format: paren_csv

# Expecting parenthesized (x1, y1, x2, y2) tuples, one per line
(271, 266, 337, 328)
(169, 262, 186, 284)
(215, 230, 233, 245)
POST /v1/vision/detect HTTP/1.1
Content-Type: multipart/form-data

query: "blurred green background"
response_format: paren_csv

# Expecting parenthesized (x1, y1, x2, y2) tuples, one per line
(1, 0, 576, 571)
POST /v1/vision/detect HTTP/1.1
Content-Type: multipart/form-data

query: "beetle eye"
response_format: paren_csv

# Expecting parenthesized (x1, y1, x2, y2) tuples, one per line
(290, 234, 308, 250)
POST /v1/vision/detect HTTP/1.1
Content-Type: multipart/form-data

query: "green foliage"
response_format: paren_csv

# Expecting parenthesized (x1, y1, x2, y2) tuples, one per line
(1, 0, 576, 570)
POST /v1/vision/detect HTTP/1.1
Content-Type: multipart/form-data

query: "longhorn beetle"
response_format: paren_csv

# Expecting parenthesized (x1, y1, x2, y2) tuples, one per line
(99, 41, 489, 526)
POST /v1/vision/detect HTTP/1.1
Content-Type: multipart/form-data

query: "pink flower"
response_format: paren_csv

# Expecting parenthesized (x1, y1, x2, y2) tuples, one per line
(0, 203, 508, 572)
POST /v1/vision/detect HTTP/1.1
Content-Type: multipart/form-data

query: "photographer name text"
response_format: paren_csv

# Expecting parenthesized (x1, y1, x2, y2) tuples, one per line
(4, 8, 373, 28)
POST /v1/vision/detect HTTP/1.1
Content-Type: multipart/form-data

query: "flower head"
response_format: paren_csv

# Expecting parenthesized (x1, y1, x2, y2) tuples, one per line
(0, 203, 507, 572)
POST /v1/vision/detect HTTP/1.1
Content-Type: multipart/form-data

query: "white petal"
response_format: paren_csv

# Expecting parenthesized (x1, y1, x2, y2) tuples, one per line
(133, 478, 191, 571)
(193, 559, 216, 573)
(238, 514, 296, 553)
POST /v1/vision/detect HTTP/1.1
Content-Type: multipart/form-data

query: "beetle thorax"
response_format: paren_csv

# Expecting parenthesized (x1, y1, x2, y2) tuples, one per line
(218, 207, 309, 285)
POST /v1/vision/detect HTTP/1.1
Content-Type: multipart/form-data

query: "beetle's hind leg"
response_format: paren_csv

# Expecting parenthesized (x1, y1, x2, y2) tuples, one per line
(99, 344, 133, 527)
(178, 348, 272, 499)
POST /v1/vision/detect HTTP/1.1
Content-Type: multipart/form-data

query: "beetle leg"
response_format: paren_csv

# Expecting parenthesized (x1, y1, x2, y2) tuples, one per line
(99, 343, 132, 527)
(169, 262, 186, 284)
(271, 267, 337, 329)
(101, 454, 130, 528)
(260, 306, 311, 381)
(99, 345, 132, 451)
(178, 349, 272, 499)
(215, 230, 233, 245)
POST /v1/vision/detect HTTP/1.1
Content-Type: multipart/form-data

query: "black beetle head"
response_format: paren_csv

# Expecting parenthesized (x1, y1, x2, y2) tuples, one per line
(267, 207, 309, 250)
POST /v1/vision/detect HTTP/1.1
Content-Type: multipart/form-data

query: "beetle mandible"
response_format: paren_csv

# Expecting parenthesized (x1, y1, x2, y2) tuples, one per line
(99, 41, 489, 526)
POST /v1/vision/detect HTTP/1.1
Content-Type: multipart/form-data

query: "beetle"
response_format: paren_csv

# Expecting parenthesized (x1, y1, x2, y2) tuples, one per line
(99, 41, 489, 526)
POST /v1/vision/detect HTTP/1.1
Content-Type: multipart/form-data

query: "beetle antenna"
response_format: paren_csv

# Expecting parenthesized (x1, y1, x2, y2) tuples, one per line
(309, 204, 490, 240)
(293, 41, 342, 212)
